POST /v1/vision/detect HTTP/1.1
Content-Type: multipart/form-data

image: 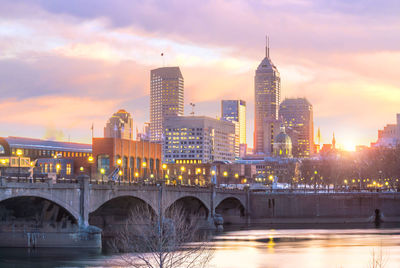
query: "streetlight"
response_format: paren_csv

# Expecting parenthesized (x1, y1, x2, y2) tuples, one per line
(16, 149, 23, 180)
(100, 168, 105, 182)
(88, 156, 94, 179)
(162, 164, 167, 181)
(80, 166, 84, 172)
(142, 161, 147, 180)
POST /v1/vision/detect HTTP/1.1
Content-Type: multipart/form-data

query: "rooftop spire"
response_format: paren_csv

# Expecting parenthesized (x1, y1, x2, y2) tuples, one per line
(265, 35, 270, 58)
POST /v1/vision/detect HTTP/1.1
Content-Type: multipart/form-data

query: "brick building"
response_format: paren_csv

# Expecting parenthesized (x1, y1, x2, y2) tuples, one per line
(92, 137, 162, 182)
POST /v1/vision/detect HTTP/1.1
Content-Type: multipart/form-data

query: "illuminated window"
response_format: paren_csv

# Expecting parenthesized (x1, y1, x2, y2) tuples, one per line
(66, 164, 71, 175)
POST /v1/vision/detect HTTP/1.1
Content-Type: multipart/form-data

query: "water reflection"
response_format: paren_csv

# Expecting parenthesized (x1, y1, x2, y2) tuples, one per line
(1, 225, 400, 268)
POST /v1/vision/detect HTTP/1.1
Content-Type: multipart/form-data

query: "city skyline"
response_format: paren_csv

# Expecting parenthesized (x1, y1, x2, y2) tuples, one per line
(0, 0, 399, 151)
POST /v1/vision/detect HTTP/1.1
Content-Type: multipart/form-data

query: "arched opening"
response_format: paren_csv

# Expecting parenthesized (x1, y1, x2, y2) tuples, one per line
(89, 196, 155, 244)
(0, 196, 78, 232)
(215, 197, 245, 225)
(166, 196, 209, 220)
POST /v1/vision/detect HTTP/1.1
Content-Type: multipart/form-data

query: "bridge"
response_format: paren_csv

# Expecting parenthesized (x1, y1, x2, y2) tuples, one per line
(0, 176, 248, 248)
(1, 176, 400, 248)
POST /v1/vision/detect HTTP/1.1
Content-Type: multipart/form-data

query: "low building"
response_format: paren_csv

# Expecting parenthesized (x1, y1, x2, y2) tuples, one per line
(92, 137, 162, 182)
(163, 116, 235, 164)
(0, 136, 92, 176)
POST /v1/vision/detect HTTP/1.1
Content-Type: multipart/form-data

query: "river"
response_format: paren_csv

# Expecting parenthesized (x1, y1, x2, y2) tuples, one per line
(0, 224, 399, 268)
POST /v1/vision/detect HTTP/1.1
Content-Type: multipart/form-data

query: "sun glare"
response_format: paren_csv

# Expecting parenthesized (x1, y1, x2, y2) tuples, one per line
(341, 140, 356, 152)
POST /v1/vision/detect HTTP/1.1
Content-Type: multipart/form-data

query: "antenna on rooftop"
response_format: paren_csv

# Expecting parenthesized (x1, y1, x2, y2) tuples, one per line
(190, 103, 196, 116)
(266, 35, 270, 58)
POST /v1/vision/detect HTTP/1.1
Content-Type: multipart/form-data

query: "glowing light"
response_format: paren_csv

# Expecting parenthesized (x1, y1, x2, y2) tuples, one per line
(134, 172, 139, 177)
(80, 166, 84, 171)
(223, 171, 228, 177)
(162, 164, 167, 170)
(116, 159, 122, 165)
(88, 156, 94, 162)
(16, 149, 23, 156)
(100, 168, 105, 174)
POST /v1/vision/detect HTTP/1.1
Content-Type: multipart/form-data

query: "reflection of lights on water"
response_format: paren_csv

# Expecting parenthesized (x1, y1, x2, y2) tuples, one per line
(267, 235, 275, 251)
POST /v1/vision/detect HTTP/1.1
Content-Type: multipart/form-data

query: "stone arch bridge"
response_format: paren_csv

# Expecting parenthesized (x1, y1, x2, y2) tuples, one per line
(0, 176, 248, 247)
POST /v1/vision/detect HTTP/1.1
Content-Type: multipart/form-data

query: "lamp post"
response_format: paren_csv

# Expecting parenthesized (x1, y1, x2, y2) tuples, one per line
(162, 164, 167, 182)
(142, 161, 147, 181)
(16, 149, 23, 180)
(134, 172, 139, 183)
(223, 171, 228, 184)
(100, 168, 105, 183)
(116, 158, 122, 183)
(88, 156, 94, 179)
(196, 168, 201, 186)
(180, 166, 185, 185)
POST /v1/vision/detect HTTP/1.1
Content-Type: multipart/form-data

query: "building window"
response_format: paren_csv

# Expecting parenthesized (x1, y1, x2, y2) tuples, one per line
(97, 154, 110, 173)
(66, 164, 72, 175)
(0, 145, 4, 154)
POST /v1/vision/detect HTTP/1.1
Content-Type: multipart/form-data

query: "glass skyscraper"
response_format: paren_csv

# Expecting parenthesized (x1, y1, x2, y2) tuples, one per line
(254, 38, 281, 154)
(150, 67, 184, 143)
(279, 98, 314, 157)
(221, 100, 246, 158)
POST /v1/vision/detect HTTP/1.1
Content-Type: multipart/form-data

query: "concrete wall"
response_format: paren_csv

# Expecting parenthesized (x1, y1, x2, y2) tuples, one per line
(250, 192, 400, 223)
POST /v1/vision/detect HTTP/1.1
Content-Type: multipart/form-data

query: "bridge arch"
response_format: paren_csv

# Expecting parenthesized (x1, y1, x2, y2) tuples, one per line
(0, 195, 79, 234)
(89, 192, 158, 215)
(0, 192, 80, 222)
(215, 196, 246, 225)
(89, 195, 157, 234)
(165, 196, 210, 219)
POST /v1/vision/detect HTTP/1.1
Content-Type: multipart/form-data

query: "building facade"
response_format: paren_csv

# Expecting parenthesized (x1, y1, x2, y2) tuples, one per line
(104, 109, 134, 140)
(0, 136, 92, 177)
(254, 38, 281, 154)
(150, 67, 184, 143)
(221, 100, 246, 158)
(163, 116, 235, 164)
(92, 137, 162, 182)
(279, 98, 314, 158)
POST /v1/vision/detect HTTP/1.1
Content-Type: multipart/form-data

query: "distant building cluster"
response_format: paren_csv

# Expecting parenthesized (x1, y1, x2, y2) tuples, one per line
(3, 37, 398, 187)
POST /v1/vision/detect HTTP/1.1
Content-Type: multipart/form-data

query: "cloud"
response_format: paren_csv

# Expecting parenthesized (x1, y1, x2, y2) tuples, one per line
(0, 0, 399, 148)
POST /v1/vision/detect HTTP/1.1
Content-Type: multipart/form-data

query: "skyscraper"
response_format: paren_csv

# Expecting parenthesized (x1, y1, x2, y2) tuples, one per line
(221, 100, 246, 158)
(279, 98, 314, 157)
(254, 37, 281, 155)
(150, 67, 184, 143)
(104, 109, 133, 140)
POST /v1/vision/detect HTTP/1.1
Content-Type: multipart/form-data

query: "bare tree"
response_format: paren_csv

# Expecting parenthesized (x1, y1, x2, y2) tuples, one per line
(368, 248, 388, 268)
(109, 204, 213, 268)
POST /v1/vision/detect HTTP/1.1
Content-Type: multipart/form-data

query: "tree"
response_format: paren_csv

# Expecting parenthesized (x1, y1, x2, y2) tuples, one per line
(110, 204, 213, 268)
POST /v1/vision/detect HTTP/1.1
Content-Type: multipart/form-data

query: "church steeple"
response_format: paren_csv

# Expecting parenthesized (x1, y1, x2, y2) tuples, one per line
(332, 132, 336, 149)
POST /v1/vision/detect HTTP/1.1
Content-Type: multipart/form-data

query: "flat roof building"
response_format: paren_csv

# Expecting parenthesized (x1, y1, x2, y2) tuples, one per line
(221, 100, 246, 158)
(150, 67, 184, 143)
(163, 116, 235, 164)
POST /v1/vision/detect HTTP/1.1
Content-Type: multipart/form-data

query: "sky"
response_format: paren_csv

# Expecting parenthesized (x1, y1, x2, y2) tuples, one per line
(0, 0, 399, 151)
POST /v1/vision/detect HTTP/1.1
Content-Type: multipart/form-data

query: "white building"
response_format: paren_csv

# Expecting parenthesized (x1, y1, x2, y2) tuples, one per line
(163, 116, 236, 163)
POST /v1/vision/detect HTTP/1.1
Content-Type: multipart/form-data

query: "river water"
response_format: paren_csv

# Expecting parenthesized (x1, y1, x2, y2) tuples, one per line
(1, 224, 399, 268)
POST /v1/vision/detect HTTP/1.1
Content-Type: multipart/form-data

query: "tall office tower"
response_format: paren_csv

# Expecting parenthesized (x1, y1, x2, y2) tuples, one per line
(254, 37, 281, 155)
(279, 98, 314, 157)
(104, 109, 134, 140)
(150, 67, 184, 143)
(221, 100, 246, 158)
